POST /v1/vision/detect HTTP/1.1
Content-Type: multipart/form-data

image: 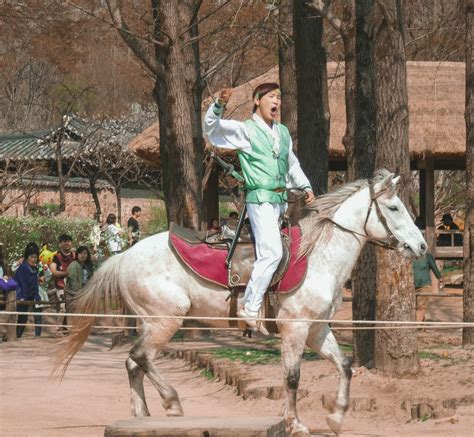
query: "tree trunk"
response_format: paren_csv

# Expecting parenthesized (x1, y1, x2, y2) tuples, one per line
(202, 166, 219, 227)
(278, 0, 298, 147)
(373, 0, 419, 376)
(115, 185, 122, 224)
(152, 0, 203, 230)
(293, 0, 329, 194)
(89, 177, 101, 217)
(54, 127, 67, 213)
(464, 0, 474, 345)
(352, 0, 377, 367)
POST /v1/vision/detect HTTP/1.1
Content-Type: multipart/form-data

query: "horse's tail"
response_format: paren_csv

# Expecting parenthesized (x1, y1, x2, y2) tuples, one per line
(54, 254, 123, 379)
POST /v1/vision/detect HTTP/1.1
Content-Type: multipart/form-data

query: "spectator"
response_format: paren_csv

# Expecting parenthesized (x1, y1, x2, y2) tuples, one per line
(0, 244, 18, 307)
(89, 212, 106, 264)
(15, 244, 42, 338)
(208, 218, 220, 232)
(50, 235, 76, 335)
(66, 246, 94, 311)
(127, 206, 142, 247)
(229, 211, 239, 220)
(437, 213, 463, 247)
(106, 213, 124, 255)
(413, 221, 442, 322)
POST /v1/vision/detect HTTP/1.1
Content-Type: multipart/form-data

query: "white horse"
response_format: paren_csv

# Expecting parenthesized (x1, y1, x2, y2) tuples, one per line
(57, 170, 426, 436)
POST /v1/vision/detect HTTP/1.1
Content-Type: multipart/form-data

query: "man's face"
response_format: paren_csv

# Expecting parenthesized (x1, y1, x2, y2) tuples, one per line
(60, 239, 72, 253)
(255, 89, 281, 124)
(135, 211, 141, 219)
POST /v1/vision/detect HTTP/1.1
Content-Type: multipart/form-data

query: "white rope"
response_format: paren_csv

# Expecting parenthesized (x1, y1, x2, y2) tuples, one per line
(2, 310, 474, 328)
(0, 322, 241, 331)
(0, 321, 466, 331)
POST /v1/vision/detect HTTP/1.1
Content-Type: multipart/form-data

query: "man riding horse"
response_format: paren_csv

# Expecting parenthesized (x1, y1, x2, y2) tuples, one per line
(203, 82, 315, 333)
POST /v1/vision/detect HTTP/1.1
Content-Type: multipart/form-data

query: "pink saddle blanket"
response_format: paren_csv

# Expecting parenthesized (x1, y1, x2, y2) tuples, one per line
(169, 226, 307, 293)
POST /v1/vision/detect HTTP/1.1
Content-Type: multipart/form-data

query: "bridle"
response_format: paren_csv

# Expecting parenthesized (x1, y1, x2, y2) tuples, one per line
(327, 179, 399, 250)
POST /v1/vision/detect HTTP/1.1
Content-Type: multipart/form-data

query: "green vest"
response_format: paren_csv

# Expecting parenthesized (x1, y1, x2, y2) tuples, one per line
(238, 119, 291, 204)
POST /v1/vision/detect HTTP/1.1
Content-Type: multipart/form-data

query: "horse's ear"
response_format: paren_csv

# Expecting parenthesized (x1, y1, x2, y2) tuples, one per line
(386, 175, 400, 198)
(374, 173, 395, 193)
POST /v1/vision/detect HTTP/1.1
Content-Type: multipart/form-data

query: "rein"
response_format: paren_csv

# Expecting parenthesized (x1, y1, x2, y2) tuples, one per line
(326, 179, 399, 250)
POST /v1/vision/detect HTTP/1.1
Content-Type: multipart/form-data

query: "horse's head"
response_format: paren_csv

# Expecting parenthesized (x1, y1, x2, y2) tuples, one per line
(365, 172, 427, 259)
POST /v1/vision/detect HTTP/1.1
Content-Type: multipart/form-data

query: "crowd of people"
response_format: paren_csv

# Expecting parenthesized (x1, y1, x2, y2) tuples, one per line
(0, 206, 142, 340)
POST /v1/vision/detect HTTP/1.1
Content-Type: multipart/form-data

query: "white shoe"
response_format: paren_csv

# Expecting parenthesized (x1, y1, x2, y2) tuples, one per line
(238, 308, 269, 336)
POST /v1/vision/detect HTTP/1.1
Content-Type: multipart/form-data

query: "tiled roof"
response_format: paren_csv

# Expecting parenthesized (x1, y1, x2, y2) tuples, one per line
(0, 116, 85, 161)
(8, 174, 111, 190)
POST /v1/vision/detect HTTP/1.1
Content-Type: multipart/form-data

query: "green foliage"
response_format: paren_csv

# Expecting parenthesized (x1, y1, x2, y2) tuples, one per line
(52, 80, 97, 115)
(40, 203, 61, 217)
(0, 217, 95, 263)
(145, 204, 168, 235)
(219, 201, 238, 219)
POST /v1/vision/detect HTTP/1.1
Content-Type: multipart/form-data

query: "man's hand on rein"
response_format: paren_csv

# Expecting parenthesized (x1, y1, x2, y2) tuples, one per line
(305, 191, 316, 205)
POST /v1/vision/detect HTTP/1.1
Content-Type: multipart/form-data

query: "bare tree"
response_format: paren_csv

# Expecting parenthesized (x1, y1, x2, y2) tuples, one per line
(464, 0, 474, 345)
(278, 0, 298, 145)
(0, 158, 40, 215)
(371, 0, 419, 376)
(293, 0, 330, 194)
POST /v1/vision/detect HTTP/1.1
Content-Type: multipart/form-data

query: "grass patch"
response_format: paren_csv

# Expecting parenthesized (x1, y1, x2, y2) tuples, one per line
(419, 413, 431, 422)
(419, 351, 449, 361)
(212, 347, 280, 365)
(171, 331, 186, 341)
(340, 344, 353, 353)
(200, 369, 215, 380)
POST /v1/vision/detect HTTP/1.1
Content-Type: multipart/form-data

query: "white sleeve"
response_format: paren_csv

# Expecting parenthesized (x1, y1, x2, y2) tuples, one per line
(203, 103, 252, 153)
(287, 139, 313, 191)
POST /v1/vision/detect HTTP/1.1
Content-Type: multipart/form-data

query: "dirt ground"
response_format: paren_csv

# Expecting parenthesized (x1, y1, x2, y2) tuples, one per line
(1, 288, 473, 437)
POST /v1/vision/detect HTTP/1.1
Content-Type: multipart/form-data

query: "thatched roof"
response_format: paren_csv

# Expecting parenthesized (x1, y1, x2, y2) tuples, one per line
(129, 61, 466, 163)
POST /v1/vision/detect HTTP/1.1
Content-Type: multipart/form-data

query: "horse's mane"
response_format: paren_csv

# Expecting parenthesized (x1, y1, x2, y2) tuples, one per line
(297, 169, 391, 257)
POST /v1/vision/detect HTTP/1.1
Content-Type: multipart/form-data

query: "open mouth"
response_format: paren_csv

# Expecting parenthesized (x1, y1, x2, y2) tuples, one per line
(270, 106, 278, 116)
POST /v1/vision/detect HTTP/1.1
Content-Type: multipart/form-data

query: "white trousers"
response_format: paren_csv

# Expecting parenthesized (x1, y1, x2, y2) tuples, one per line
(242, 202, 285, 314)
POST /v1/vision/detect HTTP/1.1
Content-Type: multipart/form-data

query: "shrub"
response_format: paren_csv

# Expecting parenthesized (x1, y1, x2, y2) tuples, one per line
(144, 204, 168, 236)
(0, 217, 95, 264)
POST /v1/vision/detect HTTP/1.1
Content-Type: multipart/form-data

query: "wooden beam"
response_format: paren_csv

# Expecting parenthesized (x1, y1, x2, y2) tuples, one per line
(104, 417, 288, 437)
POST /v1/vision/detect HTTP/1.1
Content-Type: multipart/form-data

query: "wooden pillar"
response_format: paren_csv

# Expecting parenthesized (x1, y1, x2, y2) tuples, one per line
(6, 290, 17, 342)
(420, 158, 436, 253)
(419, 168, 426, 222)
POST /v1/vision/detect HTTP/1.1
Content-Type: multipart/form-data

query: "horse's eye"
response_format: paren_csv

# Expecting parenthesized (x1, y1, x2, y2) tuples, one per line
(388, 206, 399, 212)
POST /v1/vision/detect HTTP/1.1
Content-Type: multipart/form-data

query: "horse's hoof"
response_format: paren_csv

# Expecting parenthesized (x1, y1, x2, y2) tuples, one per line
(166, 404, 183, 416)
(326, 411, 343, 435)
(132, 409, 151, 418)
(289, 419, 310, 437)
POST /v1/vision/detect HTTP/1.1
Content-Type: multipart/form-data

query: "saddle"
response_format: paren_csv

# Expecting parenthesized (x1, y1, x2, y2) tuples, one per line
(168, 222, 307, 293)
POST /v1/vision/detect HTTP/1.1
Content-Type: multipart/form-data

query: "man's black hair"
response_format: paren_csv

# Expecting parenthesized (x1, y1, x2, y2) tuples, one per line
(132, 206, 142, 215)
(59, 234, 73, 243)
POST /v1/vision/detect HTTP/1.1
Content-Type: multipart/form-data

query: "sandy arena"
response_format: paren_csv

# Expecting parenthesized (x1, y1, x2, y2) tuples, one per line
(1, 290, 473, 437)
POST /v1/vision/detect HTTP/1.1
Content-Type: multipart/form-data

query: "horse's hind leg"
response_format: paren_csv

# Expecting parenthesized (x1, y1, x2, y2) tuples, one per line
(280, 322, 310, 437)
(126, 355, 150, 417)
(128, 319, 184, 417)
(307, 324, 352, 435)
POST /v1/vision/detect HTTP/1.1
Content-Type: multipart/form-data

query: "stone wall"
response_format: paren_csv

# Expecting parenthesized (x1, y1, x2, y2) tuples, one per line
(3, 186, 163, 227)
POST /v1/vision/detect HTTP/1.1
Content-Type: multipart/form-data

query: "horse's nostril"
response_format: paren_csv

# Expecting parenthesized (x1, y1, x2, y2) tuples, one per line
(420, 243, 427, 252)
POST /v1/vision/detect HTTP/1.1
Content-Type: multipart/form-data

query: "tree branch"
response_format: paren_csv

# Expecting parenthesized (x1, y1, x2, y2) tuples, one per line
(104, 0, 163, 78)
(307, 0, 343, 35)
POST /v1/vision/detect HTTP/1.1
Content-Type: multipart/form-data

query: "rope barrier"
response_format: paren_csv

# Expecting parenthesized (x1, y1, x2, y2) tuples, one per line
(0, 322, 241, 331)
(2, 310, 473, 329)
(0, 321, 466, 331)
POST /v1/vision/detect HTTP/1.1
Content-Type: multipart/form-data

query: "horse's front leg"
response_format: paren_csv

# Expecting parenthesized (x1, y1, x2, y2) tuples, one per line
(307, 324, 353, 435)
(280, 322, 310, 437)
